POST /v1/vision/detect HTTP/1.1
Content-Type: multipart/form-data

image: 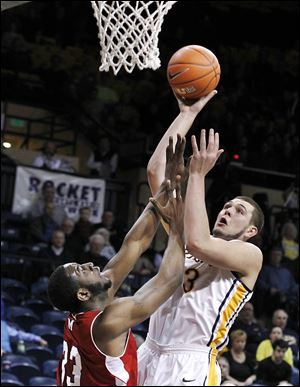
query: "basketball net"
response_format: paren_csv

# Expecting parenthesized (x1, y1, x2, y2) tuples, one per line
(91, 1, 177, 75)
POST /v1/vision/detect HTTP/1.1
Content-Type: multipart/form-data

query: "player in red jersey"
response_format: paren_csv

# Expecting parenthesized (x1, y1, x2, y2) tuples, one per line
(48, 136, 186, 386)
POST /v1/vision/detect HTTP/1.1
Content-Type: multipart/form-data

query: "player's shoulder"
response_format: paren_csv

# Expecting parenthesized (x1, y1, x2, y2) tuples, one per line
(229, 239, 263, 269)
(228, 239, 262, 253)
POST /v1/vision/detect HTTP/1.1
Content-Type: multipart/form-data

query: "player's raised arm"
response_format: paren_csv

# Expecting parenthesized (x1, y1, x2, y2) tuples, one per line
(147, 91, 217, 196)
(184, 129, 262, 289)
(102, 135, 186, 300)
(94, 176, 185, 340)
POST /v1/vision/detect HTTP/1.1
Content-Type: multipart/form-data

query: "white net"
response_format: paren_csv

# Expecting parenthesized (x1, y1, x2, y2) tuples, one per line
(91, 1, 177, 75)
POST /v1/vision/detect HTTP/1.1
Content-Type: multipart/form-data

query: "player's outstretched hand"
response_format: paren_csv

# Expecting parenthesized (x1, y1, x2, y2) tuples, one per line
(176, 90, 218, 113)
(150, 176, 183, 237)
(189, 128, 224, 176)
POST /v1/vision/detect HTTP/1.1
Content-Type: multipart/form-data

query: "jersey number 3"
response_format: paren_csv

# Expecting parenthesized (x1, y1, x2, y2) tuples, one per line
(61, 340, 82, 385)
(183, 268, 199, 293)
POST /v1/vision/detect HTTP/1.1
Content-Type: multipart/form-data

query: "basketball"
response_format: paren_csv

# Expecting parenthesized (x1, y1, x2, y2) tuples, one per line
(167, 45, 221, 102)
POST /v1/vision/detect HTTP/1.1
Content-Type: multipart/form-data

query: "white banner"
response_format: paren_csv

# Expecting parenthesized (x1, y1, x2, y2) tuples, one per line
(12, 166, 106, 223)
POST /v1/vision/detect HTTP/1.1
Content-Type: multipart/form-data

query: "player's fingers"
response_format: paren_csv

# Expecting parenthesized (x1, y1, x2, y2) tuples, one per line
(207, 128, 215, 151)
(200, 129, 206, 151)
(166, 136, 173, 160)
(175, 134, 182, 153)
(175, 175, 182, 200)
(176, 135, 186, 159)
(191, 135, 199, 154)
(202, 90, 218, 104)
(149, 198, 164, 217)
(214, 132, 220, 153)
(166, 179, 174, 199)
(216, 149, 224, 160)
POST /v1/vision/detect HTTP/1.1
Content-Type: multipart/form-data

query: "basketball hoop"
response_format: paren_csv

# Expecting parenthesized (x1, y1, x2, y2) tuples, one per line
(91, 1, 177, 75)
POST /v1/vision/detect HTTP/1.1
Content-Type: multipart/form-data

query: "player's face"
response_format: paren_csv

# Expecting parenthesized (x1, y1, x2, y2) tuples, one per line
(64, 262, 111, 290)
(212, 199, 255, 240)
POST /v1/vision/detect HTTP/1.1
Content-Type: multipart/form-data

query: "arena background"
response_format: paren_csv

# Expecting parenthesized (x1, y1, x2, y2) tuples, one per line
(2, 0, 298, 242)
(1, 2, 299, 384)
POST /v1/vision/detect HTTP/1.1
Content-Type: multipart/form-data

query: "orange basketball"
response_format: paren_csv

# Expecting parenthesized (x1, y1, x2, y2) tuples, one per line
(167, 45, 221, 102)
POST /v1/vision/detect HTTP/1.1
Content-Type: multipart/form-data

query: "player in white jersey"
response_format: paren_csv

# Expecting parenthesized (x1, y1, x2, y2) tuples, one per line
(138, 94, 264, 386)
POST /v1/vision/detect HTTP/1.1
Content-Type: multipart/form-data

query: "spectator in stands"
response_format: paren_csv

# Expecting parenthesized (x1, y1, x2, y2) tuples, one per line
(272, 309, 299, 366)
(29, 201, 59, 245)
(283, 182, 299, 210)
(28, 180, 66, 226)
(39, 229, 73, 274)
(61, 217, 83, 257)
(1, 298, 48, 357)
(81, 233, 108, 269)
(256, 326, 299, 386)
(72, 207, 94, 249)
(256, 339, 292, 386)
(256, 326, 294, 367)
(93, 227, 116, 260)
(1, 319, 48, 356)
(86, 136, 119, 179)
(93, 210, 126, 251)
(231, 302, 267, 356)
(218, 356, 239, 386)
(222, 330, 257, 386)
(256, 245, 298, 316)
(280, 221, 299, 282)
(32, 140, 74, 172)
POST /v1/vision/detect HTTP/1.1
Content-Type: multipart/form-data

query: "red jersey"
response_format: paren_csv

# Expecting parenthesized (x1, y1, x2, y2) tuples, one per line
(57, 310, 137, 386)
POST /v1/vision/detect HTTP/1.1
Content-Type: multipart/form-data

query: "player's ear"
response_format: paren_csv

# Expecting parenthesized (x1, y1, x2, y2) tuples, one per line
(245, 225, 258, 239)
(77, 288, 92, 301)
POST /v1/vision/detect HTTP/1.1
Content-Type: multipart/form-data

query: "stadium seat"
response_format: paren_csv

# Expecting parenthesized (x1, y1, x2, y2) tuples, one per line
(29, 376, 56, 386)
(1, 290, 15, 308)
(42, 310, 68, 332)
(6, 306, 40, 331)
(30, 277, 49, 298)
(31, 324, 61, 336)
(31, 324, 64, 353)
(9, 362, 41, 385)
(1, 372, 24, 386)
(42, 359, 58, 378)
(25, 345, 55, 368)
(15, 244, 33, 256)
(1, 278, 29, 301)
(1, 240, 9, 252)
(56, 343, 63, 359)
(2, 211, 29, 227)
(23, 298, 53, 314)
(2, 353, 36, 365)
(1, 227, 21, 242)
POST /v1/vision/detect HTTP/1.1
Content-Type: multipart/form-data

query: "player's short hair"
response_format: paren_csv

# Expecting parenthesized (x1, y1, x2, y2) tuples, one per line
(272, 339, 289, 351)
(48, 265, 80, 313)
(235, 196, 264, 233)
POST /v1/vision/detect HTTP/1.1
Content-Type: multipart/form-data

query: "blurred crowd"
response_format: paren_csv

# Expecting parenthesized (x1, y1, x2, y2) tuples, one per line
(1, 2, 298, 175)
(1, 3, 299, 385)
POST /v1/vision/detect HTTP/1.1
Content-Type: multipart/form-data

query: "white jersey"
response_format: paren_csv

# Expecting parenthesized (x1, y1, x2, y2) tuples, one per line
(147, 250, 253, 352)
(138, 251, 253, 385)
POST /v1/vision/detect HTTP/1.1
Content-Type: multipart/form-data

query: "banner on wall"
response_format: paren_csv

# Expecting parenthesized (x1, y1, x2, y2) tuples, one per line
(12, 166, 106, 223)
